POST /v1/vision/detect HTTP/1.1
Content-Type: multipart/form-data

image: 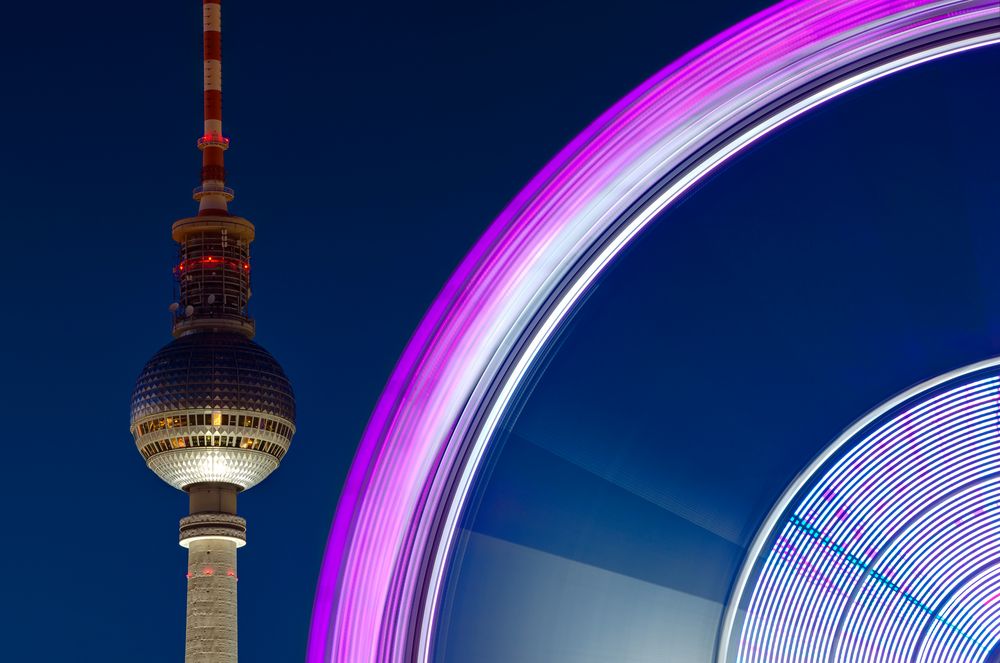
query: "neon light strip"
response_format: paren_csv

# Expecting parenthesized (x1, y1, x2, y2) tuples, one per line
(737, 370, 1000, 661)
(307, 2, 1000, 660)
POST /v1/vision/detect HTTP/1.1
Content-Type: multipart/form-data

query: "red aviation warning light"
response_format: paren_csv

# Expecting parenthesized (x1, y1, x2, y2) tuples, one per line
(175, 256, 251, 275)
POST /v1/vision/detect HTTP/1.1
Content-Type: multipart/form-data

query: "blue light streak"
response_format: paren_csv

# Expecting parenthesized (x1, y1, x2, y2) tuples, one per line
(786, 514, 987, 648)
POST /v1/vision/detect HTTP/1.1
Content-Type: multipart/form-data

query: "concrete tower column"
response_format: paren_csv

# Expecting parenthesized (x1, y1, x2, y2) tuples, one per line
(180, 485, 247, 663)
(185, 539, 238, 662)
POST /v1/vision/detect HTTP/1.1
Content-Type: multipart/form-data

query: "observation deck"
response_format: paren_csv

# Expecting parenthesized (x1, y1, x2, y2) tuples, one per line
(171, 214, 255, 337)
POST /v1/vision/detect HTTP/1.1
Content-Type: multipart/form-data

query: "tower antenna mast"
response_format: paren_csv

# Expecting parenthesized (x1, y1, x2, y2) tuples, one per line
(196, 0, 232, 215)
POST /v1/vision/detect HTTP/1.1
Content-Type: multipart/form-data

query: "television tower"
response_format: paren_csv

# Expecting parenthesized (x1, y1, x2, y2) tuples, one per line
(130, 2, 296, 662)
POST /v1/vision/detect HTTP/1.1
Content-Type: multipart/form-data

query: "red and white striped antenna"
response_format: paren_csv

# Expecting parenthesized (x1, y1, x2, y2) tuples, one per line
(194, 0, 233, 215)
(169, 0, 256, 338)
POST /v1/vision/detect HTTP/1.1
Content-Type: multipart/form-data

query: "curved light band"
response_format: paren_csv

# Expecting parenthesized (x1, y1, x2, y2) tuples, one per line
(729, 357, 1000, 662)
(308, 2, 1000, 661)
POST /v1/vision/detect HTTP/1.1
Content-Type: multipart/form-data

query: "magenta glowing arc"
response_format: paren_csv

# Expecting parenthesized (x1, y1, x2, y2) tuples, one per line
(307, 2, 1000, 661)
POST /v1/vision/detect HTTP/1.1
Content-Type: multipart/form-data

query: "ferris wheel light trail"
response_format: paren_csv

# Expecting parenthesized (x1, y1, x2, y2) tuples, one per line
(307, 2, 1000, 661)
(736, 367, 1000, 662)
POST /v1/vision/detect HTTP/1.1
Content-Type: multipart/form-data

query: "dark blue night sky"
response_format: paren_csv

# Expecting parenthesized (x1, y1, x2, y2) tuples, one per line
(0, 1, 995, 661)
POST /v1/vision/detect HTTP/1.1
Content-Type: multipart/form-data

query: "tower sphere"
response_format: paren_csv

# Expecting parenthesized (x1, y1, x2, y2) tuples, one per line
(131, 332, 296, 491)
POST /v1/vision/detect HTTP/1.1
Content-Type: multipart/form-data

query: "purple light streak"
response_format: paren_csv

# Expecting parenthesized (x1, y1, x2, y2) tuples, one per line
(308, 2, 1000, 661)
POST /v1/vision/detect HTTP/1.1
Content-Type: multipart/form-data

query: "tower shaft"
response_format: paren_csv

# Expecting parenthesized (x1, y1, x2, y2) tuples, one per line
(181, 484, 247, 663)
(186, 539, 239, 663)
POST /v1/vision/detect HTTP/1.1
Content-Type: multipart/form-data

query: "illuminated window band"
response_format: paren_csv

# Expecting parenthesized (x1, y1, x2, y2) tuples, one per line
(728, 359, 1000, 662)
(132, 410, 293, 463)
(138, 436, 287, 461)
(133, 412, 293, 438)
(307, 3, 1000, 661)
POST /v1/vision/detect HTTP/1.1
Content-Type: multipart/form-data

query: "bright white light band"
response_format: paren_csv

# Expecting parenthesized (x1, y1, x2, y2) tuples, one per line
(180, 535, 247, 549)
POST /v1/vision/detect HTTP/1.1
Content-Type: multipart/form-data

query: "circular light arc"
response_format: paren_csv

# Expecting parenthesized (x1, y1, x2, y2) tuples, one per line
(726, 357, 1000, 662)
(307, 2, 1000, 661)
